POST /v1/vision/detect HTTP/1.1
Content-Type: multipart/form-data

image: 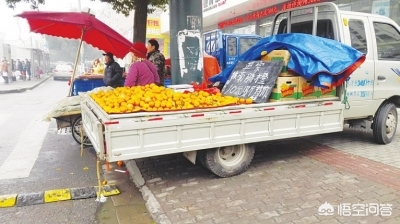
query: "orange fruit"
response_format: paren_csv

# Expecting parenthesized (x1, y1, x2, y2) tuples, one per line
(245, 98, 253, 104)
(239, 98, 246, 104)
(117, 161, 124, 167)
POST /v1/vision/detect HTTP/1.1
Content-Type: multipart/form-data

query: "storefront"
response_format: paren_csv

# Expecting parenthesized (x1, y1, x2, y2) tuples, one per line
(206, 0, 400, 37)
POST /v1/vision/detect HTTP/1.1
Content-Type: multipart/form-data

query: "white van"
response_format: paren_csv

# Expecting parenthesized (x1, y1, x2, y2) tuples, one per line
(272, 2, 400, 144)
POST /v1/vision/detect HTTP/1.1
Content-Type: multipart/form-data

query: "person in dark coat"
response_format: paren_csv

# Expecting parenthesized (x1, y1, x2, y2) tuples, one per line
(146, 39, 166, 86)
(25, 59, 31, 79)
(102, 52, 123, 88)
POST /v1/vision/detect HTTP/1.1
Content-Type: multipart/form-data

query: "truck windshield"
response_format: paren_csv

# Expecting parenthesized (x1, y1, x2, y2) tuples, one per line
(239, 38, 260, 55)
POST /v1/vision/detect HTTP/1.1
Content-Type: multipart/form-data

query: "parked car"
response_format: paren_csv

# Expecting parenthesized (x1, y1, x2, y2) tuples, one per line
(53, 64, 73, 80)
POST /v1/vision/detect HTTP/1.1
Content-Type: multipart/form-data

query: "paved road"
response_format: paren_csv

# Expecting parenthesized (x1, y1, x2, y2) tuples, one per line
(4, 77, 400, 224)
(132, 124, 400, 223)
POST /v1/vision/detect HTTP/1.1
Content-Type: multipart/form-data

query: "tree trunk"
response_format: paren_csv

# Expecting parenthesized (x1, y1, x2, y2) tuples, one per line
(133, 0, 149, 43)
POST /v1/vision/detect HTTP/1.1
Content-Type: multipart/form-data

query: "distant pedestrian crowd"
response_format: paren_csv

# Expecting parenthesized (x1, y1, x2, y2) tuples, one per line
(1, 57, 43, 84)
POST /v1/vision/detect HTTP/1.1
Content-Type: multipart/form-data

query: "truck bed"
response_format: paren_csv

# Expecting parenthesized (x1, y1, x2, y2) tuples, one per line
(81, 96, 344, 162)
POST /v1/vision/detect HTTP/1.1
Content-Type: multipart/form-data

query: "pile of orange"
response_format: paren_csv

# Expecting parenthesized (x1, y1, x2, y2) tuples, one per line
(90, 84, 253, 114)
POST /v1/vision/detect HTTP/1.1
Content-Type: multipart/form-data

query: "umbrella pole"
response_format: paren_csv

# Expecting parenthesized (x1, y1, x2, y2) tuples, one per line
(68, 30, 85, 96)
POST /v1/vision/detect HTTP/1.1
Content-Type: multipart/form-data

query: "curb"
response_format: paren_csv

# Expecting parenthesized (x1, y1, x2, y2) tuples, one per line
(0, 74, 53, 94)
(125, 160, 172, 224)
(0, 184, 119, 208)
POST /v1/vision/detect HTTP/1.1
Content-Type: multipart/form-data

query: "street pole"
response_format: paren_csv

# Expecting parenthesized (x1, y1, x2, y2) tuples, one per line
(169, 0, 204, 85)
(77, 0, 81, 11)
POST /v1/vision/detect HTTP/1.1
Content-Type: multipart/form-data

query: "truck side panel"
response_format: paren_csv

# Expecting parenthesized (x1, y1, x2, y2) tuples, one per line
(81, 102, 106, 160)
(101, 102, 344, 162)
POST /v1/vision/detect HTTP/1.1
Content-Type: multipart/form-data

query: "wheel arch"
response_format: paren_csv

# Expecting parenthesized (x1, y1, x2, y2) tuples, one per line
(385, 95, 400, 108)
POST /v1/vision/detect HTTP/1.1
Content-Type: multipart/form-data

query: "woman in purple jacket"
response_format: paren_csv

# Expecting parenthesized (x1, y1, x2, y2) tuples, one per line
(124, 42, 160, 87)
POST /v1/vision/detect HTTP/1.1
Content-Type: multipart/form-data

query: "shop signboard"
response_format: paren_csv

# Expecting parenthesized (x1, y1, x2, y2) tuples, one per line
(218, 0, 329, 29)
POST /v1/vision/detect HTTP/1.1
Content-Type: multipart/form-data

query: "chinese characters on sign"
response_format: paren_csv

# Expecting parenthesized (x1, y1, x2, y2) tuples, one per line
(146, 18, 161, 36)
(218, 0, 327, 29)
(318, 202, 393, 217)
(221, 61, 283, 103)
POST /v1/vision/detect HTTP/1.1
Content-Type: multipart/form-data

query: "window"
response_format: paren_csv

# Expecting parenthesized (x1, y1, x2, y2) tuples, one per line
(373, 22, 400, 60)
(239, 38, 260, 55)
(280, 20, 335, 40)
(227, 37, 237, 56)
(349, 20, 367, 54)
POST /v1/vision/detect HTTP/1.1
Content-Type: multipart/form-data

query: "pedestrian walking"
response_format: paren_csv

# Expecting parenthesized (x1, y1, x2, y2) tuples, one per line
(1, 58, 10, 84)
(25, 59, 32, 79)
(16, 59, 24, 81)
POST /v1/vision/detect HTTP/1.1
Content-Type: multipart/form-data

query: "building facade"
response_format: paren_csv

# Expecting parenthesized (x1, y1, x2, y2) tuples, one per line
(202, 0, 400, 37)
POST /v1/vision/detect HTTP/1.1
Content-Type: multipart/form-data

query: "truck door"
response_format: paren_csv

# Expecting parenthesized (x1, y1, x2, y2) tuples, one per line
(369, 19, 400, 100)
(341, 13, 375, 117)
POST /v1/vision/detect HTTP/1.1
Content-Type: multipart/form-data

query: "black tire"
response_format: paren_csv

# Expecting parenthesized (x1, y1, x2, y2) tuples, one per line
(197, 150, 209, 169)
(201, 144, 255, 178)
(373, 103, 398, 144)
(72, 116, 93, 146)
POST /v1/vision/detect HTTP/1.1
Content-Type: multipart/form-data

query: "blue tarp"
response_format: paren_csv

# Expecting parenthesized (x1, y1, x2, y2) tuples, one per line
(209, 33, 366, 88)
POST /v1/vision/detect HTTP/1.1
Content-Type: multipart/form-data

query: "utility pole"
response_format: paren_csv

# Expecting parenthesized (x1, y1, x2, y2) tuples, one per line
(169, 0, 204, 85)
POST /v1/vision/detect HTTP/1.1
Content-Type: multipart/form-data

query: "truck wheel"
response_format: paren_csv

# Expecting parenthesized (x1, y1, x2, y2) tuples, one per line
(201, 144, 255, 178)
(196, 150, 209, 169)
(72, 116, 93, 146)
(373, 103, 398, 144)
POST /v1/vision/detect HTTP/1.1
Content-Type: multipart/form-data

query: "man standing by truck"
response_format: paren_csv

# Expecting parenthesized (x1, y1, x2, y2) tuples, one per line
(146, 39, 165, 86)
(102, 52, 123, 88)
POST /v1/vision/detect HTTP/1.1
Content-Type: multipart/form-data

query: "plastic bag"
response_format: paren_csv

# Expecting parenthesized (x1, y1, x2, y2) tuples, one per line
(42, 95, 84, 122)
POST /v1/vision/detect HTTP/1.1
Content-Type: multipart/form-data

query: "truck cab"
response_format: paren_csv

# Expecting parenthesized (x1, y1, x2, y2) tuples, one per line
(272, 2, 400, 144)
(203, 29, 261, 70)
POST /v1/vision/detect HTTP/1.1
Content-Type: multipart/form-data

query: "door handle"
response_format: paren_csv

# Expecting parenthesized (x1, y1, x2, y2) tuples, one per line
(377, 76, 386, 81)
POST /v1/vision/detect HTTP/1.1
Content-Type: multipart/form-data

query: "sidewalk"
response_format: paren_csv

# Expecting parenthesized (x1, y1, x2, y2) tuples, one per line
(126, 128, 400, 224)
(0, 74, 53, 94)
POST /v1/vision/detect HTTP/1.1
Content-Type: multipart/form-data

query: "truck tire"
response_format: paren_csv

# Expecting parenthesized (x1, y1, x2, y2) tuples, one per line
(373, 103, 398, 144)
(201, 144, 255, 178)
(72, 116, 93, 146)
(196, 150, 209, 169)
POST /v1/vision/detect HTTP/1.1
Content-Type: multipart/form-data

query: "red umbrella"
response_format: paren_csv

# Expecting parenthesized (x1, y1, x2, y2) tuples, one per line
(16, 10, 132, 95)
(16, 11, 132, 58)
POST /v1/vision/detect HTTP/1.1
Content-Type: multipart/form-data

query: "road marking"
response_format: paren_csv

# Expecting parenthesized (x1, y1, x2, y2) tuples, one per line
(0, 114, 50, 180)
(0, 185, 120, 208)
(0, 114, 10, 126)
(0, 194, 17, 208)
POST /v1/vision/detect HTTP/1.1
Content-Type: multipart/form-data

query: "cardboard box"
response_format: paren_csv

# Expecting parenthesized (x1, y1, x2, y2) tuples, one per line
(298, 77, 319, 99)
(319, 86, 337, 98)
(261, 50, 292, 77)
(269, 76, 298, 102)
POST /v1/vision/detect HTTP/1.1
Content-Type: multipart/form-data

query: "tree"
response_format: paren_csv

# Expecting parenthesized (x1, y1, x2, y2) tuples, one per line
(5, 0, 169, 43)
(98, 0, 168, 43)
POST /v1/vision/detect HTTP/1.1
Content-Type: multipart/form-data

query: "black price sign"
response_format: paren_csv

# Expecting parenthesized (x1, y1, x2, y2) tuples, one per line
(221, 61, 283, 103)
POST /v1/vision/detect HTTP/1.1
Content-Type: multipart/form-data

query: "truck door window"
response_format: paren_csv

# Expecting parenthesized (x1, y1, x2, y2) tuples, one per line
(227, 37, 237, 56)
(276, 19, 334, 40)
(373, 22, 400, 60)
(239, 38, 260, 55)
(349, 20, 367, 54)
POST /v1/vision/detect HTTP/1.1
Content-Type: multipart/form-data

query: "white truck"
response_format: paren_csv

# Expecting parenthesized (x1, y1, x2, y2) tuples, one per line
(81, 2, 400, 178)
